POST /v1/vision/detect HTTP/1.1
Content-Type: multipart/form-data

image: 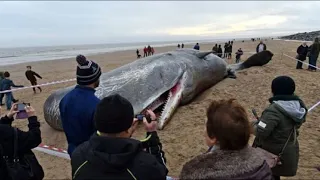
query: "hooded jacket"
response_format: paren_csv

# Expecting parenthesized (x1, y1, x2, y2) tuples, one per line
(179, 146, 272, 179)
(253, 95, 307, 176)
(71, 131, 168, 180)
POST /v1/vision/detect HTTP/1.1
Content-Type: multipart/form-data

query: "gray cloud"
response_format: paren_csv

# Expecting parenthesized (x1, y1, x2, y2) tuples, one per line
(0, 1, 319, 47)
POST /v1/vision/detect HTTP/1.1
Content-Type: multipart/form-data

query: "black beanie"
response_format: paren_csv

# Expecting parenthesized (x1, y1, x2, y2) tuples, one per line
(76, 54, 102, 85)
(271, 76, 295, 96)
(94, 94, 134, 133)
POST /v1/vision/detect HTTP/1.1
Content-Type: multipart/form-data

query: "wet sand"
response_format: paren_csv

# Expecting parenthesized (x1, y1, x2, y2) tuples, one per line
(2, 40, 319, 179)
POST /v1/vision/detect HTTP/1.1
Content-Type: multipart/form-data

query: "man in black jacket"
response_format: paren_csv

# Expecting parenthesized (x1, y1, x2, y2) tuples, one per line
(0, 104, 44, 180)
(25, 66, 42, 93)
(217, 45, 223, 58)
(71, 94, 168, 180)
(296, 42, 309, 69)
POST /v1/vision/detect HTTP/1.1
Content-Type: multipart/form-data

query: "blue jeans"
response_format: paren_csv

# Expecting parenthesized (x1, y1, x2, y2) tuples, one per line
(308, 55, 318, 70)
(5, 92, 13, 110)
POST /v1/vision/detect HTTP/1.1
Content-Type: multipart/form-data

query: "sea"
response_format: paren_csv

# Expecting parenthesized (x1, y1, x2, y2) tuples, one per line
(0, 39, 228, 66)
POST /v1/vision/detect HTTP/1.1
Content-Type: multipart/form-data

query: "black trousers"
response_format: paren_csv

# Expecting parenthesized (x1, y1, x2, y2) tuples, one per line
(31, 81, 42, 92)
(296, 56, 306, 69)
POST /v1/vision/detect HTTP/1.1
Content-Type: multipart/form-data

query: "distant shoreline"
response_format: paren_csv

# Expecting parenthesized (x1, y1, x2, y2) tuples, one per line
(0, 38, 251, 67)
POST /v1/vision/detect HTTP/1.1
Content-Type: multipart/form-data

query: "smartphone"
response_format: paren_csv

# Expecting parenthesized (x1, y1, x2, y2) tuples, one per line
(15, 103, 30, 119)
(136, 114, 144, 121)
(17, 103, 26, 111)
(136, 114, 152, 123)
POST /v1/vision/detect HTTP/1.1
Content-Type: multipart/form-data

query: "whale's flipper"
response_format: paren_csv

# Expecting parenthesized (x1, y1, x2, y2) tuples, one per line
(196, 51, 212, 59)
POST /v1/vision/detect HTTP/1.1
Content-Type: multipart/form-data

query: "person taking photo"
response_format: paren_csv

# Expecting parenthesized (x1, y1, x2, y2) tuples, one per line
(71, 94, 168, 180)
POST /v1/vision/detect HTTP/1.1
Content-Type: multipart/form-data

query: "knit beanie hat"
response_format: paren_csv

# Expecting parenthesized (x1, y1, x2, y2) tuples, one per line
(94, 94, 134, 133)
(271, 76, 295, 96)
(76, 54, 101, 86)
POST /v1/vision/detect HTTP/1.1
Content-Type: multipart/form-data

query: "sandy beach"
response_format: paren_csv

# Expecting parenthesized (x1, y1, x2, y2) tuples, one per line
(2, 40, 319, 179)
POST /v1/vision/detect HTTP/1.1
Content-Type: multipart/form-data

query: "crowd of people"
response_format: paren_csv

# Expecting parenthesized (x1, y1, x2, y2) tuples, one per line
(0, 66, 42, 110)
(136, 45, 155, 58)
(0, 52, 310, 180)
(295, 37, 320, 72)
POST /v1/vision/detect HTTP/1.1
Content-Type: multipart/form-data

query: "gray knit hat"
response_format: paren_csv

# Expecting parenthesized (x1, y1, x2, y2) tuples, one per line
(76, 54, 101, 85)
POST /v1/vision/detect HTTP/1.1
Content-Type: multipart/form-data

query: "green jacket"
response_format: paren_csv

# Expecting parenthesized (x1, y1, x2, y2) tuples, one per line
(309, 42, 320, 57)
(253, 95, 307, 177)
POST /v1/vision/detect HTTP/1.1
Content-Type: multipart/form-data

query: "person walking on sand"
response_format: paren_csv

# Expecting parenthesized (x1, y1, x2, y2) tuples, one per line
(296, 42, 308, 69)
(181, 43, 184, 48)
(256, 40, 267, 53)
(59, 54, 102, 156)
(235, 48, 243, 63)
(25, 66, 42, 94)
(307, 37, 320, 72)
(151, 47, 154, 55)
(193, 43, 200, 50)
(1, 71, 23, 110)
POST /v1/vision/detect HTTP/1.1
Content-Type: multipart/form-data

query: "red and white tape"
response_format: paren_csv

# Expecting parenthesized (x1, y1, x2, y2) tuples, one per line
(34, 143, 70, 160)
(283, 53, 320, 70)
(0, 78, 76, 94)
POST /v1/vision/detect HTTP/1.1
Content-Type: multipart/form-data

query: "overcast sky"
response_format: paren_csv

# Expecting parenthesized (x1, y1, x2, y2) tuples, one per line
(0, 1, 319, 48)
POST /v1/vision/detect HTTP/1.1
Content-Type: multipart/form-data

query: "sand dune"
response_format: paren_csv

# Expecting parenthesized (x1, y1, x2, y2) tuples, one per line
(2, 40, 319, 179)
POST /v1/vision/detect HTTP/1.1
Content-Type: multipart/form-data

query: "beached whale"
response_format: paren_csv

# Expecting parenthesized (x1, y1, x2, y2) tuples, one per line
(44, 49, 273, 131)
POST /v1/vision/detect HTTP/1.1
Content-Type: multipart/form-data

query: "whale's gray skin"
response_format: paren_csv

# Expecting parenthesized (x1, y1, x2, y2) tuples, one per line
(44, 49, 273, 131)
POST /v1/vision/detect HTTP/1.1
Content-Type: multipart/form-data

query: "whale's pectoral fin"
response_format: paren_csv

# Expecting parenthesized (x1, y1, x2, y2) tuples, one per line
(196, 51, 213, 59)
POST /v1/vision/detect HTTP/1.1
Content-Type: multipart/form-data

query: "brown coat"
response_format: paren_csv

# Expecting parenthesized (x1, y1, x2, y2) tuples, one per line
(179, 146, 272, 180)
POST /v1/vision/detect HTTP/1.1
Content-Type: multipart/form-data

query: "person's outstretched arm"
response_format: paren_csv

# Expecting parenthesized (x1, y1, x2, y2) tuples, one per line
(9, 80, 24, 88)
(33, 71, 42, 79)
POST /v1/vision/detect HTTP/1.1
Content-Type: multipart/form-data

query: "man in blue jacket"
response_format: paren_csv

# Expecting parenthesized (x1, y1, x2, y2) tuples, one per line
(59, 54, 102, 156)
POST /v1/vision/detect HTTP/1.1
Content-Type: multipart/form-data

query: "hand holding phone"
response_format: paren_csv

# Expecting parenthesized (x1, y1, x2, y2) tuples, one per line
(15, 103, 31, 119)
(142, 110, 157, 132)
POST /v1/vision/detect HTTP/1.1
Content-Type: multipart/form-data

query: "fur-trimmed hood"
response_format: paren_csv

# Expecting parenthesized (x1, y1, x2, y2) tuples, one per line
(179, 146, 272, 180)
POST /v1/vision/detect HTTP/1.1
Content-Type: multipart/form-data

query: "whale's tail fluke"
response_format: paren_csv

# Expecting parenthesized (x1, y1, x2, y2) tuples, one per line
(227, 50, 274, 74)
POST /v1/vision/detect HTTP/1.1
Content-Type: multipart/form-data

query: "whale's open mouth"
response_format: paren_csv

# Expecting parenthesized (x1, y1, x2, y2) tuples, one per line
(140, 72, 188, 130)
